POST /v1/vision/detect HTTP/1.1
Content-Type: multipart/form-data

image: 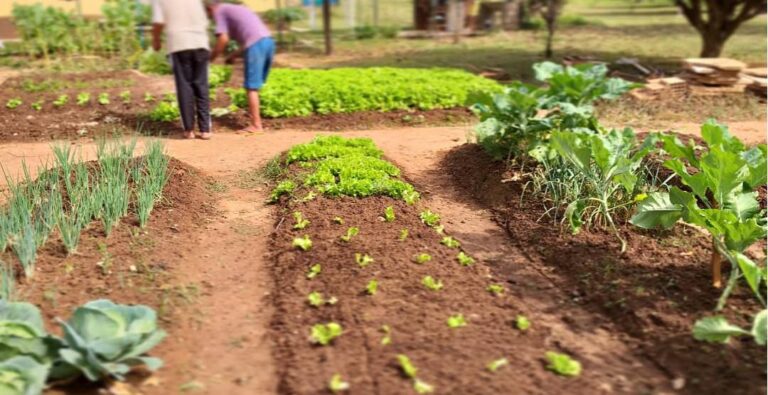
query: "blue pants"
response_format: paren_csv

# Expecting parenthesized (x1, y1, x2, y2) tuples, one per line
(244, 37, 275, 90)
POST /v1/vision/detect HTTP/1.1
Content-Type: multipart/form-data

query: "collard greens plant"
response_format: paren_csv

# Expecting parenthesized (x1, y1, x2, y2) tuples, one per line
(57, 299, 166, 381)
(631, 120, 767, 343)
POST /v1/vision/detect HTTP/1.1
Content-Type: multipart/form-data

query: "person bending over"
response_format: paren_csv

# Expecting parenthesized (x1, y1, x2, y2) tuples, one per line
(206, 0, 275, 134)
(151, 0, 212, 140)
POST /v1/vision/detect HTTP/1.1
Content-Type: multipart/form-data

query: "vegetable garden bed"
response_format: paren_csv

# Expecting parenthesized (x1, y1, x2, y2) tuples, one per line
(0, 142, 218, 392)
(0, 67, 492, 142)
(266, 136, 594, 394)
(439, 143, 767, 394)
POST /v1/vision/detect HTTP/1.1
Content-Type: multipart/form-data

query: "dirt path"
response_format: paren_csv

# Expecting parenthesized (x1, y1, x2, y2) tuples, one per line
(0, 121, 763, 394)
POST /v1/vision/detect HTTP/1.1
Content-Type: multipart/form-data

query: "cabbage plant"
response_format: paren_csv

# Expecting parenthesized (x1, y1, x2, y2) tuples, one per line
(0, 356, 48, 395)
(0, 301, 51, 363)
(57, 299, 166, 381)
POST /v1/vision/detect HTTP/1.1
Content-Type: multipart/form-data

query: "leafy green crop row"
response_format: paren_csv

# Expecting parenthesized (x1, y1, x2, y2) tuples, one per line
(272, 135, 418, 202)
(0, 299, 164, 392)
(227, 67, 500, 118)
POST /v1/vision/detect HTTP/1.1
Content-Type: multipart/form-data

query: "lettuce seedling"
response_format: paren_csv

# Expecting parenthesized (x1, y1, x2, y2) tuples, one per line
(119, 91, 131, 104)
(457, 251, 474, 266)
(516, 315, 531, 331)
(413, 379, 434, 394)
(419, 210, 440, 227)
(403, 190, 420, 205)
(269, 180, 296, 202)
(486, 358, 509, 372)
(441, 236, 460, 248)
(413, 253, 432, 264)
(397, 354, 417, 378)
(333, 216, 345, 224)
(328, 373, 349, 393)
(355, 253, 374, 267)
(340, 227, 359, 242)
(447, 314, 467, 328)
(292, 211, 310, 230)
(433, 225, 445, 235)
(399, 228, 409, 241)
(310, 322, 343, 346)
(97, 93, 110, 105)
(144, 92, 155, 102)
(307, 264, 321, 279)
(421, 276, 443, 291)
(545, 352, 581, 377)
(292, 235, 313, 251)
(384, 206, 396, 222)
(53, 94, 69, 107)
(380, 325, 392, 345)
(5, 98, 22, 109)
(307, 291, 325, 307)
(76, 92, 90, 105)
(31, 100, 43, 111)
(487, 284, 504, 295)
(366, 279, 378, 295)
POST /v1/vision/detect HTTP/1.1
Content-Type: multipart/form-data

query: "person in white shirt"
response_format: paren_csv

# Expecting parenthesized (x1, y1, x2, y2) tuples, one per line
(151, 0, 213, 140)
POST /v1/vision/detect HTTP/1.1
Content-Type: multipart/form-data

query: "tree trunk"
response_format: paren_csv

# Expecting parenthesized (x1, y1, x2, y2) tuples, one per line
(700, 30, 726, 57)
(544, 19, 555, 58)
(323, 0, 332, 55)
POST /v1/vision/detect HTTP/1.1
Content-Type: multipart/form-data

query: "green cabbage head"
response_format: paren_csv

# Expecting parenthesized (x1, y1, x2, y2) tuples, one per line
(0, 301, 51, 363)
(0, 356, 48, 395)
(58, 299, 166, 381)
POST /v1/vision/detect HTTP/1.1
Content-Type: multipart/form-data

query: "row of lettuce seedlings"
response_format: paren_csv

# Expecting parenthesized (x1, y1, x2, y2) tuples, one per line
(271, 136, 582, 394)
(0, 139, 171, 394)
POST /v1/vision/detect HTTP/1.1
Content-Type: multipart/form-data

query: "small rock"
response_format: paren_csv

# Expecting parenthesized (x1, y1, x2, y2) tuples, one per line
(672, 377, 686, 390)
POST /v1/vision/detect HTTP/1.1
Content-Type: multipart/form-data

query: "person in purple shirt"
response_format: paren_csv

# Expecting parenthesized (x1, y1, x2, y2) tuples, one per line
(206, 0, 275, 133)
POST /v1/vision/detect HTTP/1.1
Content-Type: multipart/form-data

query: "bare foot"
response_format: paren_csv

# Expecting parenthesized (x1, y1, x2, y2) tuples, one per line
(237, 125, 264, 134)
(198, 132, 213, 140)
(180, 131, 195, 139)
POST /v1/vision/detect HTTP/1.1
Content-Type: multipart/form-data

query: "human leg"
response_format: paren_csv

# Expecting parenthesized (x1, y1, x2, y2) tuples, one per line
(190, 48, 212, 139)
(170, 50, 196, 139)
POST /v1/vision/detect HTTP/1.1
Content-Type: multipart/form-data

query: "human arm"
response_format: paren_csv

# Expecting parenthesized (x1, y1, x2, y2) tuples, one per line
(210, 33, 229, 62)
(151, 23, 164, 51)
(150, 0, 164, 51)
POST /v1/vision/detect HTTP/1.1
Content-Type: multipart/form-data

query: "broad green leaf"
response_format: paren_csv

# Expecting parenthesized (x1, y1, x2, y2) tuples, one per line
(660, 134, 698, 166)
(551, 131, 591, 172)
(533, 61, 563, 82)
(692, 316, 749, 343)
(664, 159, 708, 200)
(700, 119, 737, 149)
(751, 310, 767, 346)
(722, 219, 766, 253)
(735, 253, 764, 298)
(724, 191, 760, 221)
(700, 148, 748, 206)
(630, 192, 682, 229)
(742, 145, 767, 189)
